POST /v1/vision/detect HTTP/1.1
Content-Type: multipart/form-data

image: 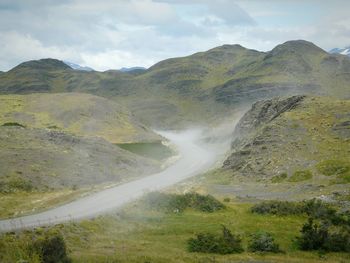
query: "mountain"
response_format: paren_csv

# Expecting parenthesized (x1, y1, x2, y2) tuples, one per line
(0, 40, 349, 128)
(119, 66, 146, 73)
(0, 58, 73, 93)
(329, 46, 350, 56)
(11, 58, 71, 71)
(64, 61, 94, 71)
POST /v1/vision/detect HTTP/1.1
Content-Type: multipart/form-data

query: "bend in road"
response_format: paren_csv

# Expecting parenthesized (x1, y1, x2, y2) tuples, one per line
(0, 129, 224, 232)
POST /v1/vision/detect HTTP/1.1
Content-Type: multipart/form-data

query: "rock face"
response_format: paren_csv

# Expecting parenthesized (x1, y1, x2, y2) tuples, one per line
(223, 95, 306, 177)
(233, 95, 305, 138)
(222, 96, 350, 183)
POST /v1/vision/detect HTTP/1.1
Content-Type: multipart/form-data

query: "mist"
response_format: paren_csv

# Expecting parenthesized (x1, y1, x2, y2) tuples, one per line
(0, 119, 241, 232)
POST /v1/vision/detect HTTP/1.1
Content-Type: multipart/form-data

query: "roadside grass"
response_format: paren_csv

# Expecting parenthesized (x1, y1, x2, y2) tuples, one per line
(2, 197, 349, 262)
(0, 189, 86, 219)
(288, 170, 313, 182)
(317, 159, 350, 184)
(58, 200, 349, 262)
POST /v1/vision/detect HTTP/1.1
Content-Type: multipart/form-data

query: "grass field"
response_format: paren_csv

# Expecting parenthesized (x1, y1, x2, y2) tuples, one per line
(62, 199, 350, 262)
(0, 189, 86, 219)
(2, 196, 347, 263)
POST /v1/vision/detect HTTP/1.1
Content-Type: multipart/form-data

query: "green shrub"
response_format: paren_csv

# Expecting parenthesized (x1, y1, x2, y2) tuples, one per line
(186, 192, 225, 212)
(288, 170, 313, 182)
(0, 228, 71, 263)
(318, 160, 350, 184)
(296, 218, 350, 252)
(337, 173, 350, 183)
(302, 199, 336, 221)
(271, 173, 288, 183)
(0, 177, 33, 193)
(251, 199, 340, 221)
(251, 200, 304, 216)
(8, 177, 33, 192)
(187, 226, 243, 254)
(144, 192, 225, 213)
(316, 160, 350, 176)
(32, 230, 71, 263)
(1, 122, 26, 128)
(297, 218, 328, 250)
(248, 231, 280, 253)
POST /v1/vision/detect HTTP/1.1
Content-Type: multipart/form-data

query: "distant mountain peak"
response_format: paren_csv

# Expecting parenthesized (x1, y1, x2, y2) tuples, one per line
(329, 46, 350, 56)
(271, 40, 326, 54)
(119, 66, 146, 72)
(64, 61, 94, 71)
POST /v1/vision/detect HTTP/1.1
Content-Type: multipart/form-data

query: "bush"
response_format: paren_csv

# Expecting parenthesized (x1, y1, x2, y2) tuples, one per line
(297, 218, 328, 250)
(187, 226, 243, 254)
(248, 231, 280, 253)
(251, 200, 304, 216)
(317, 160, 350, 184)
(186, 193, 225, 212)
(0, 177, 33, 193)
(288, 170, 313, 182)
(316, 160, 350, 176)
(251, 199, 337, 220)
(296, 218, 350, 252)
(144, 192, 225, 213)
(32, 230, 71, 263)
(302, 199, 336, 221)
(1, 122, 26, 128)
(0, 228, 71, 263)
(271, 173, 288, 183)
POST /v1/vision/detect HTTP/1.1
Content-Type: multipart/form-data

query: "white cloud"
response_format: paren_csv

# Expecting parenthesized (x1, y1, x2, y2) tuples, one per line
(0, 31, 78, 70)
(0, 0, 350, 71)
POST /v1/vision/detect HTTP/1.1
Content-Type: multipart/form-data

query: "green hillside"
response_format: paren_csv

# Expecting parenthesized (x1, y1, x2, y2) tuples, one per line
(223, 95, 350, 183)
(192, 95, 350, 202)
(0, 93, 166, 217)
(1, 40, 349, 127)
(0, 126, 159, 191)
(0, 93, 160, 143)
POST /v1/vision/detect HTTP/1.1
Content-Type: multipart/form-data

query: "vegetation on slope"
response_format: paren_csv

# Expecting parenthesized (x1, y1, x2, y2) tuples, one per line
(0, 127, 159, 191)
(223, 96, 350, 186)
(0, 93, 160, 144)
(1, 40, 349, 127)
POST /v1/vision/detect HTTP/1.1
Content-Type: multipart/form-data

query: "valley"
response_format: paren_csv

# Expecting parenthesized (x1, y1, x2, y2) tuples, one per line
(0, 39, 349, 263)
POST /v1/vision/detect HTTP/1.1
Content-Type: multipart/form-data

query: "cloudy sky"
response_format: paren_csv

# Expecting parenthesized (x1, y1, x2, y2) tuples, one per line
(0, 0, 350, 71)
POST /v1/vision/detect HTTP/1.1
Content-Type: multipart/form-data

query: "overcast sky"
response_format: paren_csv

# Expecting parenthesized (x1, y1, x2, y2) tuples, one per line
(0, 0, 350, 71)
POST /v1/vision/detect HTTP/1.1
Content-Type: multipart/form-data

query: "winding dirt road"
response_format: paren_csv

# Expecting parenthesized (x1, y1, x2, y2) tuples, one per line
(0, 129, 221, 232)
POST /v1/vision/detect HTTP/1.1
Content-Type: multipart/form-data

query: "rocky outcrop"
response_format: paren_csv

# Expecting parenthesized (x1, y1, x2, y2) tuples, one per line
(223, 95, 306, 175)
(233, 95, 305, 138)
(222, 95, 350, 184)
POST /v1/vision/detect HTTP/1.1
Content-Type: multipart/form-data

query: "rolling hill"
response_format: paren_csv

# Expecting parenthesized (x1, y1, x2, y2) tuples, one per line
(1, 40, 349, 128)
(0, 93, 160, 144)
(0, 93, 163, 195)
(0, 126, 159, 191)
